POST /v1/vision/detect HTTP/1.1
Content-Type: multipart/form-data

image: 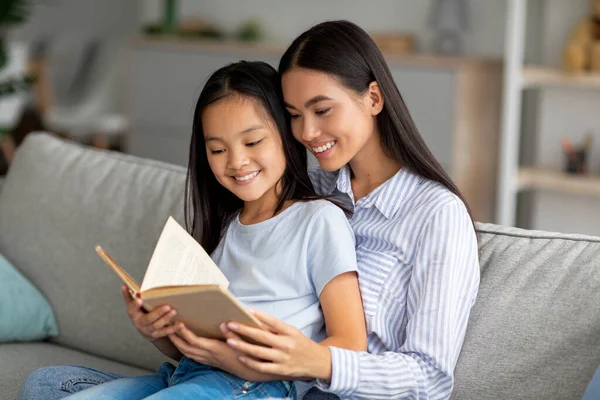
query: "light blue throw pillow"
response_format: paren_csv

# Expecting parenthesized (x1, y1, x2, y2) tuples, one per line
(0, 252, 59, 341)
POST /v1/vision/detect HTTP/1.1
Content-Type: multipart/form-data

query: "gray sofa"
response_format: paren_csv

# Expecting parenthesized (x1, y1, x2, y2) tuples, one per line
(0, 133, 598, 400)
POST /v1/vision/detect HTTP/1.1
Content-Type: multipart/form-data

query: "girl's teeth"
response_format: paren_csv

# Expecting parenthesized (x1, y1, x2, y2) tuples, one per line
(235, 171, 258, 181)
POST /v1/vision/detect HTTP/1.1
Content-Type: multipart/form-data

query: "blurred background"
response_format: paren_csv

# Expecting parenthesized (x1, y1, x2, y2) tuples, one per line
(0, 0, 599, 235)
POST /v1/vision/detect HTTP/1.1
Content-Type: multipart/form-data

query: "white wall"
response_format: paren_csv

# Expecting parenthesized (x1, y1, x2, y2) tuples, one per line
(141, 0, 507, 58)
(10, 0, 141, 42)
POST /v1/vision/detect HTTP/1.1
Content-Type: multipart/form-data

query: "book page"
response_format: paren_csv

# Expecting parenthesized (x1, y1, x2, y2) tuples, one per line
(140, 217, 230, 292)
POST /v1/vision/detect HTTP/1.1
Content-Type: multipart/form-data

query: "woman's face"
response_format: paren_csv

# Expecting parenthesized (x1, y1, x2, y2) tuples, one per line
(282, 67, 380, 171)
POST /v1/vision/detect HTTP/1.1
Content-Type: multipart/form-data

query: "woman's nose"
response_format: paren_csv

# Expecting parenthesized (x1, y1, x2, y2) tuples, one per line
(301, 119, 321, 142)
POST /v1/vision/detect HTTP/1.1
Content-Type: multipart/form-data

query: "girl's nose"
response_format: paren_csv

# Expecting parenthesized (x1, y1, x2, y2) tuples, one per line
(227, 149, 250, 170)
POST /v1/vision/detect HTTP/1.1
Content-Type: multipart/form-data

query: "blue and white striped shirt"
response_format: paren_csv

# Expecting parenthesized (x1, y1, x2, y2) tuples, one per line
(310, 165, 480, 400)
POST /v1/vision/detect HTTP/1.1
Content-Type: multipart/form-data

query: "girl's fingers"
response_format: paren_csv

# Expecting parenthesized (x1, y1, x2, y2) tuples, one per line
(220, 323, 243, 341)
(169, 333, 193, 356)
(226, 338, 283, 362)
(152, 322, 182, 339)
(139, 305, 171, 327)
(150, 309, 177, 331)
(226, 322, 281, 347)
(176, 325, 217, 351)
(121, 285, 134, 303)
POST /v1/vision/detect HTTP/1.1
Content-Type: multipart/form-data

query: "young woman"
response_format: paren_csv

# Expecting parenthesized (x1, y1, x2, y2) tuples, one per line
(219, 21, 481, 400)
(19, 61, 366, 400)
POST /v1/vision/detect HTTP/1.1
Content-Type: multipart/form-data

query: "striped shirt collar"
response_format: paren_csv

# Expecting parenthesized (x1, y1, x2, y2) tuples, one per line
(328, 165, 422, 219)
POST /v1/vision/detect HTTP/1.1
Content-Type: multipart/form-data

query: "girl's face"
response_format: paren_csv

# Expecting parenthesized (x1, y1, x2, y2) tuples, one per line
(203, 96, 287, 207)
(282, 67, 380, 171)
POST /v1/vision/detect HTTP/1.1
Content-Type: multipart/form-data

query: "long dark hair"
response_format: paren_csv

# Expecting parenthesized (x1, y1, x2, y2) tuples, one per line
(185, 61, 324, 254)
(279, 20, 474, 224)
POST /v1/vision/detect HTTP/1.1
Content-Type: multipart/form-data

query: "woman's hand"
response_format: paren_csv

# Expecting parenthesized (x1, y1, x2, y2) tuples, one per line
(224, 309, 332, 381)
(121, 285, 181, 342)
(168, 324, 283, 382)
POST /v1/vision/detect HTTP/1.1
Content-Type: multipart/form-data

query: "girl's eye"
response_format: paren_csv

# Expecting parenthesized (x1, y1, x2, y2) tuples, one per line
(315, 108, 331, 116)
(289, 114, 301, 120)
(210, 149, 225, 155)
(246, 139, 263, 147)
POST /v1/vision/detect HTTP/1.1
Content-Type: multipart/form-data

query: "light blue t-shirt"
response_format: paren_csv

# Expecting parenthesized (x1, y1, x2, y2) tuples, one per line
(211, 199, 358, 344)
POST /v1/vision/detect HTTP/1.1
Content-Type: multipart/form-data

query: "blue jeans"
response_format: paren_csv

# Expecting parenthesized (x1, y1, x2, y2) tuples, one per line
(20, 357, 295, 399)
(583, 363, 600, 400)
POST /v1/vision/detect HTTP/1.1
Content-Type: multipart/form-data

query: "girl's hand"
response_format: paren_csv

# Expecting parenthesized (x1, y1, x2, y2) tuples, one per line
(168, 323, 281, 382)
(121, 285, 181, 342)
(224, 309, 332, 381)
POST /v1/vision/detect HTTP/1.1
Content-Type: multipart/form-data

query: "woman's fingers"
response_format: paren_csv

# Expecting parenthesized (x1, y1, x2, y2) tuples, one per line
(226, 321, 281, 347)
(248, 309, 297, 335)
(226, 337, 283, 362)
(239, 356, 281, 375)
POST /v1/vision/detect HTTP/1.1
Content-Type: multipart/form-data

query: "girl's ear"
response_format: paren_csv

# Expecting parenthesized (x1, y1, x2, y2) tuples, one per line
(367, 81, 384, 116)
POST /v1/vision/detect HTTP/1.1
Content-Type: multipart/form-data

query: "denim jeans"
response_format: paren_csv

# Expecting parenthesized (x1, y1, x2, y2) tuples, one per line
(20, 357, 295, 399)
(583, 363, 600, 400)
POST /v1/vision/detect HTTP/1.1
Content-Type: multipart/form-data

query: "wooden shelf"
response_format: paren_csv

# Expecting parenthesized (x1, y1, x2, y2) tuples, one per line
(518, 167, 600, 197)
(522, 66, 600, 89)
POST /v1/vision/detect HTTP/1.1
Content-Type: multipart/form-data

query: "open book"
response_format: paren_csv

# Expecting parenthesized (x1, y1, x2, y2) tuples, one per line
(95, 216, 262, 340)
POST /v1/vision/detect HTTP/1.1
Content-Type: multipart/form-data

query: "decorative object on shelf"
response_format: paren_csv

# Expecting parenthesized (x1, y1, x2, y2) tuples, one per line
(162, 0, 178, 34)
(178, 19, 225, 40)
(235, 19, 262, 42)
(561, 133, 594, 174)
(562, 0, 600, 73)
(371, 33, 416, 54)
(427, 0, 470, 55)
(0, 0, 34, 107)
(144, 16, 225, 40)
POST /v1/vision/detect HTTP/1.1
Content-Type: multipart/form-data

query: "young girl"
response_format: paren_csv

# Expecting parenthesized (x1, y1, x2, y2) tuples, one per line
(21, 61, 366, 400)
(219, 21, 481, 400)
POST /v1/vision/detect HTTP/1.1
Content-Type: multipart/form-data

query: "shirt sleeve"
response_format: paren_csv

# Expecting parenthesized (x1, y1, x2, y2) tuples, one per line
(316, 199, 480, 399)
(307, 202, 358, 297)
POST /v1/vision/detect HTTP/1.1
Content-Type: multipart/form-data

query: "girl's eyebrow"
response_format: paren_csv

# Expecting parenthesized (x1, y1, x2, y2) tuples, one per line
(285, 95, 333, 110)
(205, 124, 264, 142)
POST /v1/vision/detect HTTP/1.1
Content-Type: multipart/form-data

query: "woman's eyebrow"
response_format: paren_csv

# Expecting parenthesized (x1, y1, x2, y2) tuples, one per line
(285, 95, 333, 110)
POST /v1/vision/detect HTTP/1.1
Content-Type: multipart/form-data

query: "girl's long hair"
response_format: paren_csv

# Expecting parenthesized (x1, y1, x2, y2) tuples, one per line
(184, 61, 324, 254)
(279, 20, 474, 225)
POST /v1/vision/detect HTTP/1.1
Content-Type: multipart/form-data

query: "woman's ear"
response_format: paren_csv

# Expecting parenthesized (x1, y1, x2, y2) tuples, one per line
(367, 81, 384, 116)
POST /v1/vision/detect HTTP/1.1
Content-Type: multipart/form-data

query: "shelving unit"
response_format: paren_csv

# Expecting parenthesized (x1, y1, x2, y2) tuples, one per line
(518, 167, 600, 197)
(496, 0, 600, 226)
(522, 66, 600, 89)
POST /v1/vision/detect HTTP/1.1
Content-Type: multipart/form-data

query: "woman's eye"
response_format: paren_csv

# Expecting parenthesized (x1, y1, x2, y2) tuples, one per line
(210, 149, 225, 155)
(289, 114, 301, 120)
(246, 139, 263, 147)
(315, 108, 331, 116)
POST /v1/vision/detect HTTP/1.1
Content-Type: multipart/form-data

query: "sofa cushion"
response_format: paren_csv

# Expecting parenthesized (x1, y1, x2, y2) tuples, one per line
(0, 251, 58, 342)
(0, 342, 151, 400)
(0, 133, 187, 370)
(454, 223, 600, 400)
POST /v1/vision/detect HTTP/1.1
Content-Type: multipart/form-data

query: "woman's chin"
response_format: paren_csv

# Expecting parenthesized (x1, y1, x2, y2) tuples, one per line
(316, 155, 349, 172)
